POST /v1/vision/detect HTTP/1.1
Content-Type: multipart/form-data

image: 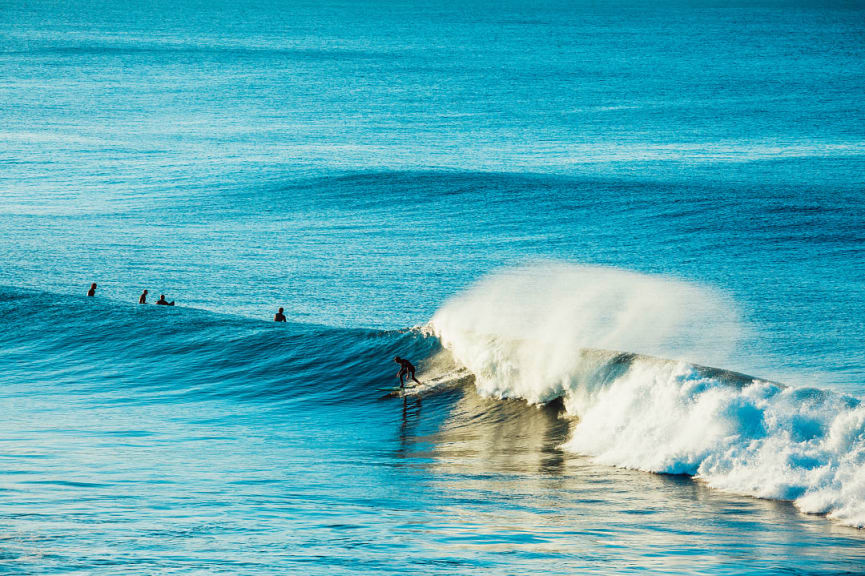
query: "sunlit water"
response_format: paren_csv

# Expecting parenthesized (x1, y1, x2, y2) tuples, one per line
(1, 0, 865, 573)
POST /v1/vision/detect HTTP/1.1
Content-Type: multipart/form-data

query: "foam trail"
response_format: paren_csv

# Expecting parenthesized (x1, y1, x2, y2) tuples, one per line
(565, 359, 865, 527)
(430, 263, 865, 527)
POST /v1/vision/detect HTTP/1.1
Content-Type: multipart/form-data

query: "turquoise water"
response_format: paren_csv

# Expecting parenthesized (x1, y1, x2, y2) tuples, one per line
(2, 1, 865, 573)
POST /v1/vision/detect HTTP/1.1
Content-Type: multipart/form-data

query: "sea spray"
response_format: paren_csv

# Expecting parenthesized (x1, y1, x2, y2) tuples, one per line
(430, 262, 742, 402)
(430, 263, 865, 527)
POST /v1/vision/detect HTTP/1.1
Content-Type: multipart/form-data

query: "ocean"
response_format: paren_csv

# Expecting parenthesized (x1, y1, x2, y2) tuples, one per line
(1, 0, 865, 573)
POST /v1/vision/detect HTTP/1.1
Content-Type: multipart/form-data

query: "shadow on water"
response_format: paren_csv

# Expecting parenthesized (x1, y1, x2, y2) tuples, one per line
(400, 396, 423, 441)
(404, 383, 571, 476)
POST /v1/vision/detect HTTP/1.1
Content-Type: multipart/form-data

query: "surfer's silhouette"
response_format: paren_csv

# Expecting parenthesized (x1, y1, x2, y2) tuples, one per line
(87, 283, 97, 297)
(156, 294, 174, 306)
(139, 290, 148, 304)
(274, 307, 287, 322)
(394, 356, 421, 388)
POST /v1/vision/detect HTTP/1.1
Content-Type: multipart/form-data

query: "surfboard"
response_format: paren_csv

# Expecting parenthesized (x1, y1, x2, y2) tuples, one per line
(377, 386, 416, 393)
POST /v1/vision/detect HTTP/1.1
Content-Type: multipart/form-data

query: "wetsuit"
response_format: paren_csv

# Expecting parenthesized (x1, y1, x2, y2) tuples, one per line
(397, 359, 417, 387)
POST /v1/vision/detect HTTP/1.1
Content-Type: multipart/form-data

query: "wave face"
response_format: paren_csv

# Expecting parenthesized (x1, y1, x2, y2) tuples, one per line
(431, 264, 865, 527)
(0, 287, 439, 406)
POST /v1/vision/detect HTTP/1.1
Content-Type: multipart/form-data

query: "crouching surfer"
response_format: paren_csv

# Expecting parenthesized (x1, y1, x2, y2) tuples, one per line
(394, 356, 421, 388)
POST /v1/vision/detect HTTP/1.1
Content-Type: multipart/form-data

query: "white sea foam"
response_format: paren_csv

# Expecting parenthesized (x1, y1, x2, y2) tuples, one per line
(430, 263, 865, 527)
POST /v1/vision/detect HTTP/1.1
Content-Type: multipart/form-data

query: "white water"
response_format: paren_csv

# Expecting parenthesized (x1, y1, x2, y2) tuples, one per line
(430, 263, 865, 527)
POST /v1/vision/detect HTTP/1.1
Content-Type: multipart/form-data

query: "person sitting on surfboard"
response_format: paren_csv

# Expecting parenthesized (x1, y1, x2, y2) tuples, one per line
(156, 294, 175, 306)
(394, 356, 421, 388)
(87, 283, 97, 297)
(139, 289, 148, 304)
(274, 307, 287, 322)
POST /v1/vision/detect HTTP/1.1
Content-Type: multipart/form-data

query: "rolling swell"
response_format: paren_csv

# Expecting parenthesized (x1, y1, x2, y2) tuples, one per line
(0, 287, 439, 405)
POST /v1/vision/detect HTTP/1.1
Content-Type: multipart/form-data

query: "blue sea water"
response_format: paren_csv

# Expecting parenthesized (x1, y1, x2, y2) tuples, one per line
(2, 0, 865, 573)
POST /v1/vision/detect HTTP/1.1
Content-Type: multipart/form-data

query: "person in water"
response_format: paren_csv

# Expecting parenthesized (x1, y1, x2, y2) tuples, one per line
(156, 294, 174, 306)
(87, 283, 97, 297)
(139, 289, 148, 304)
(394, 356, 421, 388)
(274, 307, 287, 322)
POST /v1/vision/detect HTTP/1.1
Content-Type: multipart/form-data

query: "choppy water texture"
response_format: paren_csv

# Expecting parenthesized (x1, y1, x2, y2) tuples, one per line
(2, 0, 865, 574)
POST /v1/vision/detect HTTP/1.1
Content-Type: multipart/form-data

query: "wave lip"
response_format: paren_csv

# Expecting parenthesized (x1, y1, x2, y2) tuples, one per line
(430, 263, 865, 528)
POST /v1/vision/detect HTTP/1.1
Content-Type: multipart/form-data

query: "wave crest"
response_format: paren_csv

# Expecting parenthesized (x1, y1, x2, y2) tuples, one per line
(430, 263, 865, 527)
(430, 262, 742, 402)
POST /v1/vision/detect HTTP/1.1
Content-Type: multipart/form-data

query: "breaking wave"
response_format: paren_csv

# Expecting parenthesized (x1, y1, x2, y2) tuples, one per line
(430, 263, 865, 527)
